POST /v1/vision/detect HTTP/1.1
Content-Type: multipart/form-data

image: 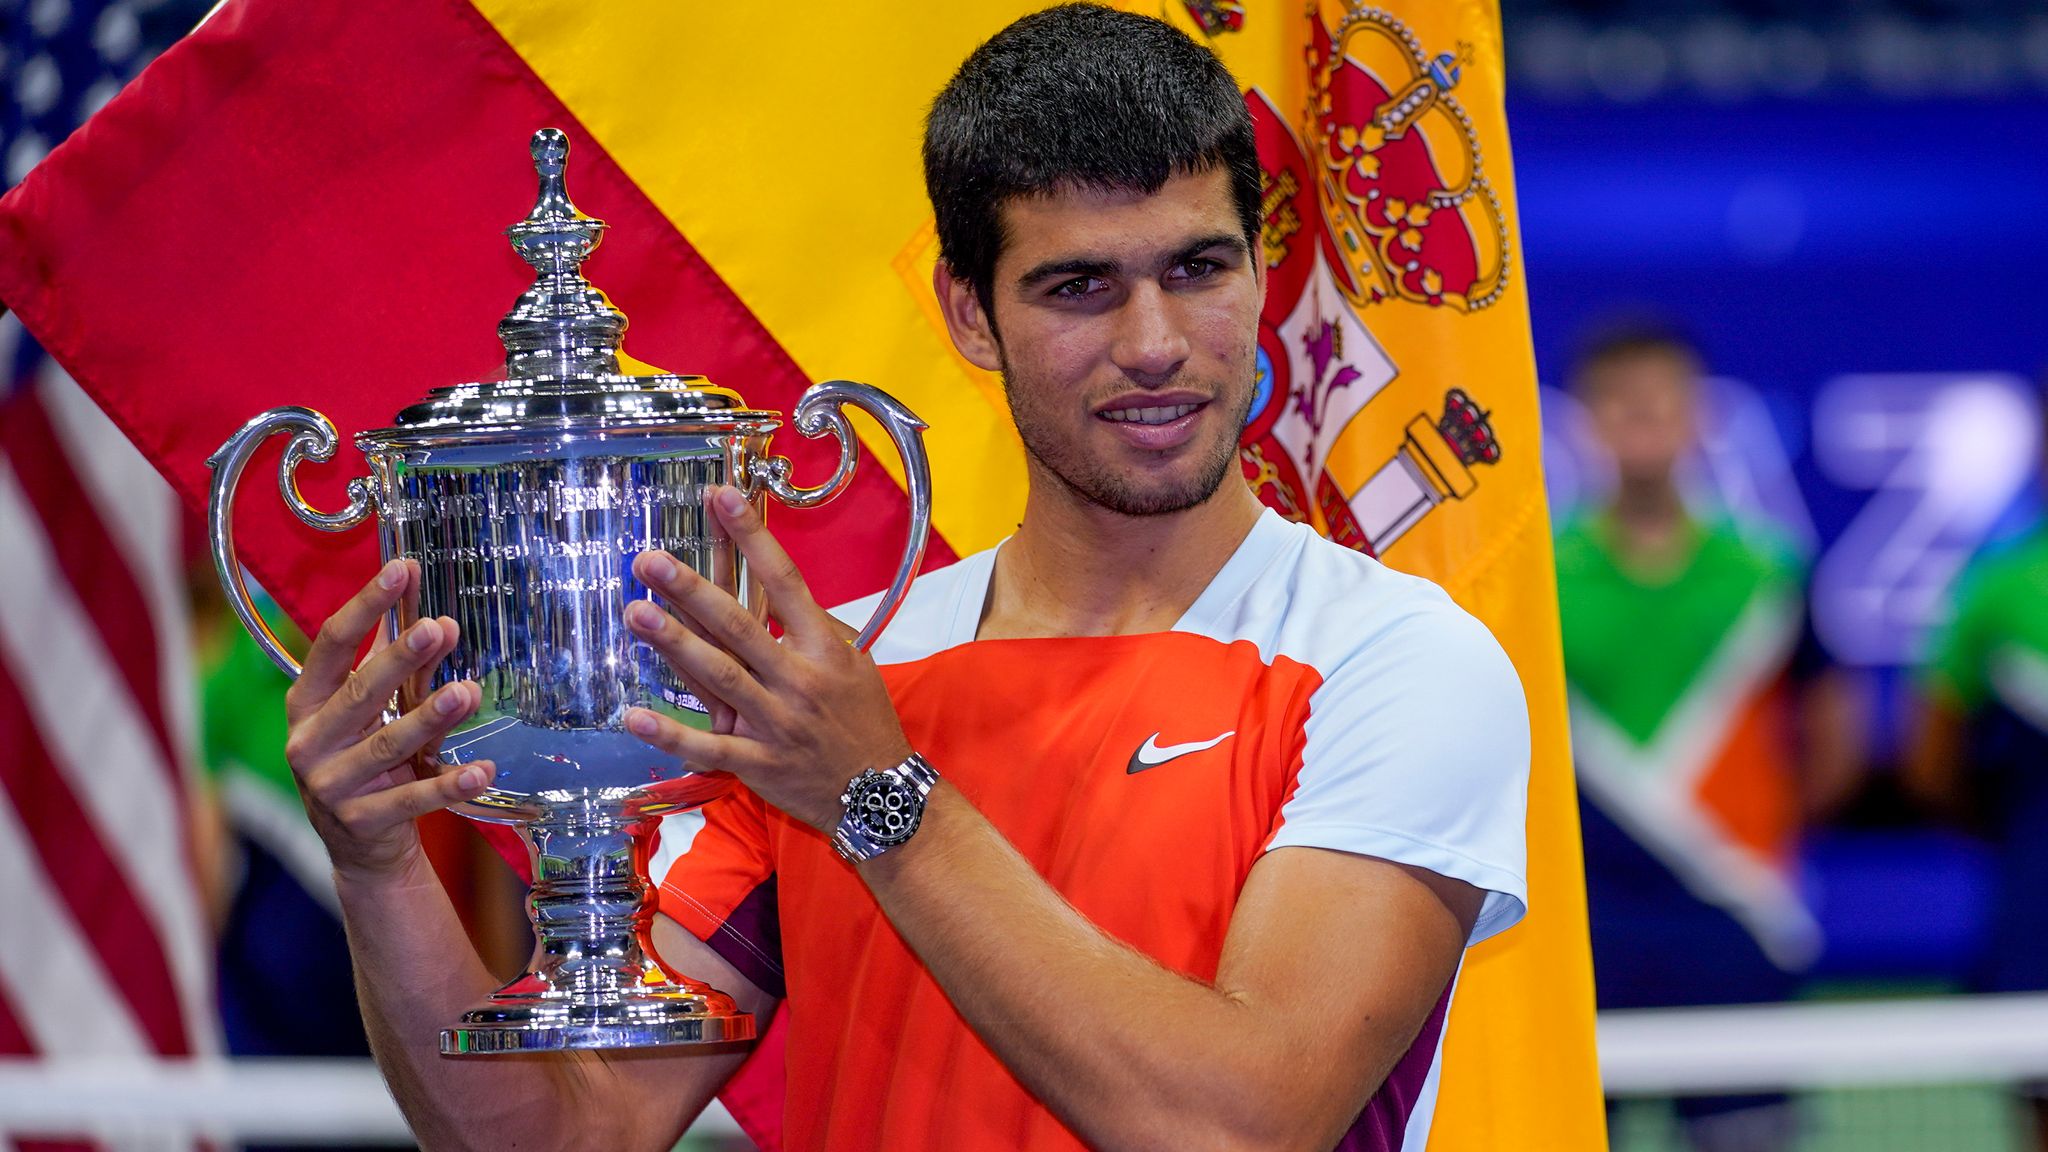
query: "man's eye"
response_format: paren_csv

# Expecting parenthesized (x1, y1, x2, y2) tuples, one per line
(1171, 259, 1222, 281)
(1049, 277, 1101, 299)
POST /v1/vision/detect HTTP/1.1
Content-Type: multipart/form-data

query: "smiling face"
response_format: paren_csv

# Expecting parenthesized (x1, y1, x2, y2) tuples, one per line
(938, 166, 1263, 518)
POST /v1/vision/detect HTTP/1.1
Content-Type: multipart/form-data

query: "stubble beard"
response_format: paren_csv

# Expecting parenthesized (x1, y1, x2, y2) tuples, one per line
(1000, 361, 1253, 518)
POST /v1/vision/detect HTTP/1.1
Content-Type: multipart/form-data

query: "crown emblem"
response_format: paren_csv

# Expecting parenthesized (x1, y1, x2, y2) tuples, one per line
(1305, 7, 1509, 312)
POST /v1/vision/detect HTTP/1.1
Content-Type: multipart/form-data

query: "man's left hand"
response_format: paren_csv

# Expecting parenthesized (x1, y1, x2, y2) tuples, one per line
(623, 484, 914, 834)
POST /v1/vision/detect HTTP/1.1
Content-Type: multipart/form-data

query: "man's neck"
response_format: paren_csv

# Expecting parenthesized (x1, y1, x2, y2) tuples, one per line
(1603, 478, 1693, 577)
(977, 470, 1266, 640)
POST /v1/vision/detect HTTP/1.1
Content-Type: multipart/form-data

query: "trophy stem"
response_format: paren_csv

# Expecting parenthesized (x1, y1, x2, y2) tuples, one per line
(441, 798, 755, 1054)
(528, 799, 660, 998)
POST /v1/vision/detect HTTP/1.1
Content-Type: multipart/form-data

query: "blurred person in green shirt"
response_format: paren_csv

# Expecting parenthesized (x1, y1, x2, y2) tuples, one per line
(1557, 322, 1858, 1152)
(1910, 388, 2048, 1149)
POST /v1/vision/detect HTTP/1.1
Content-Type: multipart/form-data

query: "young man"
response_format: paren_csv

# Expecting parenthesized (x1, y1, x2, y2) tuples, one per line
(279, 8, 1529, 1150)
(1909, 385, 2048, 1151)
(1555, 325, 1835, 1152)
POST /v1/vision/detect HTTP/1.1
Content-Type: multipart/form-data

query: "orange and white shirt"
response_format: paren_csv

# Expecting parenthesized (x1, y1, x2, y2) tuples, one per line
(654, 510, 1530, 1151)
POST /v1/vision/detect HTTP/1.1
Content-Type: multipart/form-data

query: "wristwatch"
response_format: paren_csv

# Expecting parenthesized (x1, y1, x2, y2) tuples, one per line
(831, 752, 939, 863)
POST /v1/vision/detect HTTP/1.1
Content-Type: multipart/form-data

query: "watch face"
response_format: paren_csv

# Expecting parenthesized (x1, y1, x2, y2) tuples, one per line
(847, 770, 923, 846)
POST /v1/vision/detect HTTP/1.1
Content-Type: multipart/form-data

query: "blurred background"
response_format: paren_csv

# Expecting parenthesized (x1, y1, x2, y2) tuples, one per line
(4, 0, 2048, 1149)
(1511, 0, 2048, 1149)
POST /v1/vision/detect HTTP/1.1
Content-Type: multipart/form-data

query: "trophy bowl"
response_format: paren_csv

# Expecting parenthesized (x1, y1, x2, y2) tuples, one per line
(205, 129, 931, 1053)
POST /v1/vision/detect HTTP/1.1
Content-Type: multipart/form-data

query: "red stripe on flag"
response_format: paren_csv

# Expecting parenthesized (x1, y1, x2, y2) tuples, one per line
(12, 1136, 96, 1152)
(0, 667, 191, 1057)
(0, 0, 956, 648)
(0, 389, 181, 791)
(0, 5, 958, 1145)
(0, 979, 29, 1056)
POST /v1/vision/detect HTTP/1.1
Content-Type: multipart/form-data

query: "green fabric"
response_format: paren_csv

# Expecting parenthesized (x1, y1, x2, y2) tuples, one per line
(1555, 513, 1803, 746)
(1923, 529, 2048, 713)
(200, 610, 299, 805)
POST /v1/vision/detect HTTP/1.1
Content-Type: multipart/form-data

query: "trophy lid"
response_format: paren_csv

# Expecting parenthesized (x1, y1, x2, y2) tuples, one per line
(366, 129, 769, 440)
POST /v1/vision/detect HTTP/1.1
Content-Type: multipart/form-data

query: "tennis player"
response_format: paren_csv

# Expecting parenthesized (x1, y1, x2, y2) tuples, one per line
(280, 7, 1531, 1149)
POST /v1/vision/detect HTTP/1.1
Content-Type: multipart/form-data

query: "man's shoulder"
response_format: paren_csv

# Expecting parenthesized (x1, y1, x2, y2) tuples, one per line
(1550, 513, 1612, 580)
(1189, 517, 1498, 681)
(830, 547, 995, 666)
(1697, 515, 1806, 586)
(1964, 530, 2048, 600)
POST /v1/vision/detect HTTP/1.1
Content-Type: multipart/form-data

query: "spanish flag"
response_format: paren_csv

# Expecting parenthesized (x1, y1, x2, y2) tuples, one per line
(0, 1, 1602, 1146)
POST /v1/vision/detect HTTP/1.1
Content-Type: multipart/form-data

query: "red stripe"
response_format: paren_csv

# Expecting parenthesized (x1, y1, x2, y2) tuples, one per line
(0, 7, 953, 1143)
(0, 387, 181, 796)
(0, 666, 191, 1057)
(12, 1135, 97, 1151)
(0, 978, 30, 1056)
(0, 0, 957, 648)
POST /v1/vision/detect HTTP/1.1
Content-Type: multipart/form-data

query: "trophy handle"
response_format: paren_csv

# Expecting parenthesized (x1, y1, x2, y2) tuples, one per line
(206, 405, 377, 679)
(746, 380, 931, 652)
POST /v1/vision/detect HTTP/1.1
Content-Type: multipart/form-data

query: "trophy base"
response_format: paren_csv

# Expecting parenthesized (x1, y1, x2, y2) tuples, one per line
(441, 986, 756, 1054)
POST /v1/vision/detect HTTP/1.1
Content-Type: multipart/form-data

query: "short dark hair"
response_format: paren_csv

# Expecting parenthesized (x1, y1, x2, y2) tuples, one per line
(1569, 315, 1703, 396)
(922, 3, 1262, 322)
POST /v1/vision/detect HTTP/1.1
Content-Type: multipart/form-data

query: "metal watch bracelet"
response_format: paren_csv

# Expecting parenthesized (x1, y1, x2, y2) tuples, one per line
(831, 752, 940, 863)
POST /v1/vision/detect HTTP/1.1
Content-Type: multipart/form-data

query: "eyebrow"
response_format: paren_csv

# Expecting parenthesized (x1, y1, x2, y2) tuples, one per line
(1013, 233, 1249, 292)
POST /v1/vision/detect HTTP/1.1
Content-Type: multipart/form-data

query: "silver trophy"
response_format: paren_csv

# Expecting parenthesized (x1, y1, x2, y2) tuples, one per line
(206, 128, 931, 1053)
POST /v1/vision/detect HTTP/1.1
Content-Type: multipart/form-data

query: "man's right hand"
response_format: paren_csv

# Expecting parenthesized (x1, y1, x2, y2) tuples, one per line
(283, 558, 498, 881)
(277, 559, 770, 1152)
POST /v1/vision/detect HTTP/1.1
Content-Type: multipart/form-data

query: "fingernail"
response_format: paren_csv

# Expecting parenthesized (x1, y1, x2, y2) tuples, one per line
(407, 620, 439, 652)
(626, 600, 664, 630)
(434, 686, 464, 716)
(625, 709, 659, 736)
(643, 553, 677, 582)
(377, 560, 406, 590)
(716, 487, 748, 516)
(458, 764, 492, 790)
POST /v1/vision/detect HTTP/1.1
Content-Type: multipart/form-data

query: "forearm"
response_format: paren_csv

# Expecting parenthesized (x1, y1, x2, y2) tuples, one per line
(859, 786, 1392, 1152)
(334, 853, 664, 1152)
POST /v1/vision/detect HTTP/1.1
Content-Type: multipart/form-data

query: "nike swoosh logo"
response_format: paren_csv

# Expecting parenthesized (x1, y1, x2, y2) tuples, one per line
(1127, 731, 1235, 774)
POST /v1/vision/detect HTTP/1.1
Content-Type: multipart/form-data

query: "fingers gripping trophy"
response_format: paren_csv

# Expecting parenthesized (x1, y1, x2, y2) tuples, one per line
(206, 128, 933, 1052)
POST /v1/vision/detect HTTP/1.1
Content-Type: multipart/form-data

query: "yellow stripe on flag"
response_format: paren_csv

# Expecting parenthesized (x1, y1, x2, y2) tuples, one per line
(474, 1, 1041, 555)
(476, 2, 1604, 1146)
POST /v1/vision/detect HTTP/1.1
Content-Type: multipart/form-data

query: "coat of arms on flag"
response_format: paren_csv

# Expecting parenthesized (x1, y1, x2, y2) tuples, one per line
(1237, 7, 1509, 559)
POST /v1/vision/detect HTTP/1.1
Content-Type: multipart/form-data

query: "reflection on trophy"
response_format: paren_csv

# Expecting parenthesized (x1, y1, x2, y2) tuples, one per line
(205, 129, 932, 1052)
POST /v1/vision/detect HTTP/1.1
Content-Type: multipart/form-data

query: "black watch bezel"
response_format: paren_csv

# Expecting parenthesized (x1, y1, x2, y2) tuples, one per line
(843, 767, 925, 847)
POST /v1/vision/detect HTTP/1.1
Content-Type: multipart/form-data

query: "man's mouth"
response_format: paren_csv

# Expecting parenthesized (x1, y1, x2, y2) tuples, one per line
(1098, 402, 1202, 425)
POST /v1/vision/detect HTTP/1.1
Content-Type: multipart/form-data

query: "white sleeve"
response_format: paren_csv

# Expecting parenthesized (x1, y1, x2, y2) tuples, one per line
(1264, 602, 1531, 945)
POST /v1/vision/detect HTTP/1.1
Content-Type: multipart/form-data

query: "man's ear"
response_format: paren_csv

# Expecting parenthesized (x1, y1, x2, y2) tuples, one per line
(933, 261, 1003, 373)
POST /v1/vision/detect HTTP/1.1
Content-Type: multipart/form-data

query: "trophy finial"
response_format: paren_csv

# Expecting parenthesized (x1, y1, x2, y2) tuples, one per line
(499, 127, 626, 380)
(533, 126, 568, 167)
(526, 128, 573, 222)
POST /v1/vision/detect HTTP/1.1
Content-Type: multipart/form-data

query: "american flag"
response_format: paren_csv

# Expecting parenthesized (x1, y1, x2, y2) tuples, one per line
(1, 0, 219, 1146)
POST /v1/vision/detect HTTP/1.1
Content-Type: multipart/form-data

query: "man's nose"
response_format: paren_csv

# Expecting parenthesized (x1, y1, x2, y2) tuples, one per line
(1109, 284, 1191, 385)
